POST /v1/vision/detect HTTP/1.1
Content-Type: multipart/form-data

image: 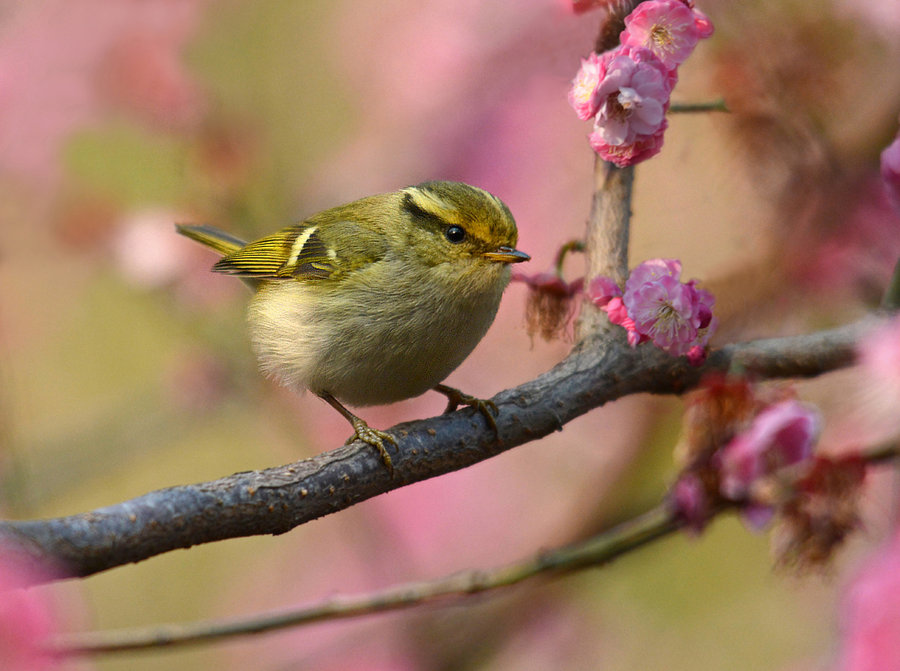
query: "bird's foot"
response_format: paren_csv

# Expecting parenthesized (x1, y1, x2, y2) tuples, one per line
(319, 391, 398, 474)
(434, 383, 499, 434)
(346, 418, 398, 473)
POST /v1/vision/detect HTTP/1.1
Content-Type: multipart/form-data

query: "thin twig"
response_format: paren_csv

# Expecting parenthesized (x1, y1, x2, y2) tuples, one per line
(859, 441, 900, 466)
(554, 239, 586, 275)
(47, 505, 681, 656)
(47, 440, 900, 657)
(669, 98, 729, 114)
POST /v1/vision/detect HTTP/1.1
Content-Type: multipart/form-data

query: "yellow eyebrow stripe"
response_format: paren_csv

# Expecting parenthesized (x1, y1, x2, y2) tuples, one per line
(401, 187, 454, 219)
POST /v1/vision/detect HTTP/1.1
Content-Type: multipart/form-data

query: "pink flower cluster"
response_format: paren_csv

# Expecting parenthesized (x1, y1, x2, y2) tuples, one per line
(588, 258, 716, 363)
(670, 381, 823, 535)
(568, 0, 713, 166)
(716, 400, 820, 528)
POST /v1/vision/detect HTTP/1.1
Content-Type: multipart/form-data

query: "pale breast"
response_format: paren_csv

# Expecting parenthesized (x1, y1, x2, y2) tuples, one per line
(246, 261, 508, 407)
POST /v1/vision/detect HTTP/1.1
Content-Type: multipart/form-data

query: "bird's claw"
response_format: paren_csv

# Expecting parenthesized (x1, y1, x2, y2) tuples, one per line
(435, 384, 500, 434)
(347, 419, 398, 474)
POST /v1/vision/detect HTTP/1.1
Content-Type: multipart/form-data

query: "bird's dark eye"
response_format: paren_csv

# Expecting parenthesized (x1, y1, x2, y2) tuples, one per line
(445, 225, 466, 243)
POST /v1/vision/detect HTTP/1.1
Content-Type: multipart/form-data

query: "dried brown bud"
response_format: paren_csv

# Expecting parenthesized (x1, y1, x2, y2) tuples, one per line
(771, 456, 866, 572)
(515, 271, 583, 343)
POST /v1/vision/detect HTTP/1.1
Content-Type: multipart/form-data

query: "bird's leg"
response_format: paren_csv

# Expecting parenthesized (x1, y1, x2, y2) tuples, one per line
(433, 383, 499, 434)
(318, 392, 397, 473)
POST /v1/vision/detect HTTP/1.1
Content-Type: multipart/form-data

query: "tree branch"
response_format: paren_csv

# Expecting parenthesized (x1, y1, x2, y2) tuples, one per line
(578, 159, 634, 337)
(47, 439, 900, 656)
(47, 505, 681, 655)
(0, 315, 879, 580)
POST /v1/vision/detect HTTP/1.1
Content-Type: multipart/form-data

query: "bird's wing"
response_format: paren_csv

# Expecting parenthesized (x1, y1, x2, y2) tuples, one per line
(212, 222, 336, 280)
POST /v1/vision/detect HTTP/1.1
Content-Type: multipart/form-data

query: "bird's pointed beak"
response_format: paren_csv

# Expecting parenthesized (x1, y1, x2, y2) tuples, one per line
(483, 246, 530, 264)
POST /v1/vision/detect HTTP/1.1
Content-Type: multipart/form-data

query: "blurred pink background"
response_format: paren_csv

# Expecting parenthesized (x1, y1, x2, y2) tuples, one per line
(1, 0, 899, 669)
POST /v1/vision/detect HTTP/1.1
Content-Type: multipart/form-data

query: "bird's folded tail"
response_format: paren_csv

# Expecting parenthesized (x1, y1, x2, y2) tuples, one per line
(175, 224, 247, 257)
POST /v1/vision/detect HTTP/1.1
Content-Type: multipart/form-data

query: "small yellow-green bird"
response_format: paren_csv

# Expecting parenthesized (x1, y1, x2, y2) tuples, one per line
(177, 181, 529, 471)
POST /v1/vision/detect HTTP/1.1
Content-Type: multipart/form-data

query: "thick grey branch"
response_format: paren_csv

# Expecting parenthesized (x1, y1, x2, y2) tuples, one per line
(0, 316, 878, 579)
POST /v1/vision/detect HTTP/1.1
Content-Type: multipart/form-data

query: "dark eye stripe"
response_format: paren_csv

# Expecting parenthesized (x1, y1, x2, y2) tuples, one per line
(401, 192, 449, 228)
(402, 189, 469, 246)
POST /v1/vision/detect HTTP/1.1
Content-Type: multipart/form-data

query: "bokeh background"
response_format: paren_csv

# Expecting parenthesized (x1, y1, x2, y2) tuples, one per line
(1, 0, 900, 669)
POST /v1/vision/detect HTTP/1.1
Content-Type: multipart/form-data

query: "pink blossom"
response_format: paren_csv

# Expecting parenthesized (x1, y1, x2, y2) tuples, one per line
(591, 46, 671, 143)
(595, 260, 716, 356)
(586, 275, 622, 307)
(576, 45, 672, 167)
(841, 532, 900, 671)
(621, 0, 709, 69)
(568, 52, 605, 121)
(880, 131, 900, 214)
(717, 400, 820, 502)
(567, 1, 713, 166)
(685, 344, 707, 366)
(627, 274, 698, 355)
(590, 122, 667, 167)
(670, 473, 711, 533)
(588, 274, 649, 346)
(857, 315, 900, 405)
(686, 281, 717, 350)
(623, 257, 682, 302)
(604, 296, 647, 346)
(691, 10, 714, 39)
(622, 258, 715, 356)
